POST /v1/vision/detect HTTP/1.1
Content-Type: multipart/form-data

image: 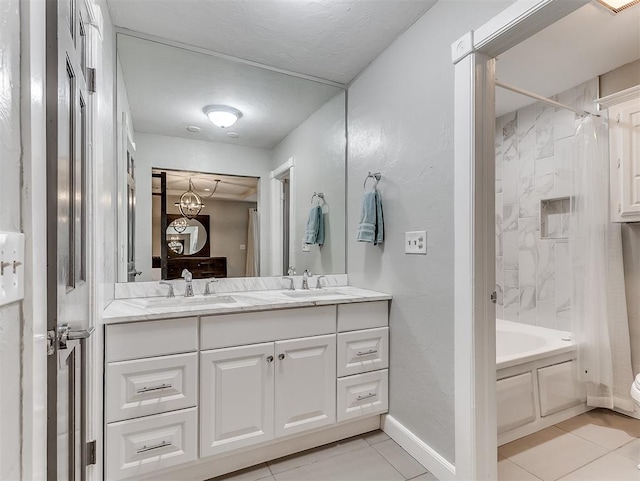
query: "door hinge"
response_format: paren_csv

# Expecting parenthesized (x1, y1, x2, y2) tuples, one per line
(490, 291, 497, 304)
(86, 440, 97, 466)
(88, 67, 97, 93)
(47, 329, 56, 356)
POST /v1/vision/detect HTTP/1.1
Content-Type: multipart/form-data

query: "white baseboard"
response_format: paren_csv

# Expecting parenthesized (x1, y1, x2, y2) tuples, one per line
(381, 414, 456, 481)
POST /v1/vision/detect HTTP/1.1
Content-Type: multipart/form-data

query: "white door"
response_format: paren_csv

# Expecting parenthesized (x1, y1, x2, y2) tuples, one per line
(46, 0, 94, 479)
(274, 334, 336, 438)
(200, 343, 275, 457)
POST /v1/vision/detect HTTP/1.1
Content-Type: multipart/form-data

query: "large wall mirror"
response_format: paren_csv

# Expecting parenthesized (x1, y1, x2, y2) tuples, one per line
(115, 33, 347, 282)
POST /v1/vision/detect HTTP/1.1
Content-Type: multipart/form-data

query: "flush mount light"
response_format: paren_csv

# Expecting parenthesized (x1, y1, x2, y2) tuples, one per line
(203, 105, 242, 128)
(596, 0, 639, 13)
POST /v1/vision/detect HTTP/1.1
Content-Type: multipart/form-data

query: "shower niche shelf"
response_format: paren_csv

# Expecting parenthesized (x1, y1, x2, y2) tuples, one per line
(540, 197, 570, 241)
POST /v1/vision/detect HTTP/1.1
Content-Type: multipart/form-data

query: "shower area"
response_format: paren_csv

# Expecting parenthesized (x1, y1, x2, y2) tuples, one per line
(493, 68, 640, 445)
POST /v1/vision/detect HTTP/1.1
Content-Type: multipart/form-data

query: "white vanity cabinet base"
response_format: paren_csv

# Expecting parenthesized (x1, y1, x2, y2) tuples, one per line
(337, 369, 388, 423)
(106, 317, 198, 362)
(337, 327, 388, 377)
(200, 343, 275, 457)
(106, 352, 198, 423)
(274, 334, 337, 437)
(338, 302, 388, 332)
(106, 407, 198, 481)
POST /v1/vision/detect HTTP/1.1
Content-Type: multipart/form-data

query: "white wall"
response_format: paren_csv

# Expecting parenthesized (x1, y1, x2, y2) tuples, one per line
(271, 91, 346, 275)
(134, 133, 272, 281)
(0, 1, 23, 478)
(346, 0, 513, 464)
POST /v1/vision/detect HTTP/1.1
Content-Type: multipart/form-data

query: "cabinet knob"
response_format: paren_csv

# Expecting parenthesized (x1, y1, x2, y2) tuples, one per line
(266, 356, 274, 363)
(278, 353, 285, 361)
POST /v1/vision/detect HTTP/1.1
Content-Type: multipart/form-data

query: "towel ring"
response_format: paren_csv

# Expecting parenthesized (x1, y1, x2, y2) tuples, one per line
(363, 172, 382, 190)
(311, 192, 325, 205)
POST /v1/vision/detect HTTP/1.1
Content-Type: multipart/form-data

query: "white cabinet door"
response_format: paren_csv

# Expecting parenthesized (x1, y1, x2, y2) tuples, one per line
(200, 343, 275, 457)
(610, 97, 640, 222)
(274, 334, 336, 438)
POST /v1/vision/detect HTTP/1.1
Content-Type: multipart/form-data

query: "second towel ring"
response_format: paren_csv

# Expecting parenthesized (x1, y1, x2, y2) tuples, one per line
(311, 192, 325, 205)
(364, 172, 382, 190)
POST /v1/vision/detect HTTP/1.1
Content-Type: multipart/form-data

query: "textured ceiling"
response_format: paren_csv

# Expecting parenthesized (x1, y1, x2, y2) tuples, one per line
(107, 0, 437, 84)
(118, 34, 343, 148)
(496, 2, 640, 116)
(152, 170, 259, 202)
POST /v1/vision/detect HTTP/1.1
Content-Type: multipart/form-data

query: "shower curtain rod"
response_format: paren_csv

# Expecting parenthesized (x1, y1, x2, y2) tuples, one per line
(495, 80, 600, 118)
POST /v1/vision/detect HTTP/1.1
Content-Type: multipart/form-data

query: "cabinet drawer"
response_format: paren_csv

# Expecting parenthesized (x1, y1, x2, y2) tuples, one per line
(338, 301, 388, 332)
(201, 306, 335, 350)
(497, 372, 536, 434)
(106, 407, 197, 481)
(337, 369, 388, 423)
(106, 318, 197, 362)
(337, 327, 388, 377)
(538, 361, 585, 416)
(106, 353, 198, 423)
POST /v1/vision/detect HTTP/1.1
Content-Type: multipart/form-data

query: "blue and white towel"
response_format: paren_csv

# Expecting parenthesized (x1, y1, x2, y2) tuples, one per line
(304, 205, 325, 245)
(356, 190, 384, 244)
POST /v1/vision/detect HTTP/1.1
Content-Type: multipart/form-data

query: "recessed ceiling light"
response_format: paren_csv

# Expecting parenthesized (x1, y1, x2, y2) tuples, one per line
(186, 125, 201, 133)
(596, 0, 639, 13)
(226, 131, 240, 138)
(203, 105, 242, 128)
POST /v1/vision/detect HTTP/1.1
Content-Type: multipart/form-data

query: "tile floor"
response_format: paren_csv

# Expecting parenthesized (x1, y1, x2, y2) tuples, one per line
(498, 409, 640, 480)
(208, 430, 439, 481)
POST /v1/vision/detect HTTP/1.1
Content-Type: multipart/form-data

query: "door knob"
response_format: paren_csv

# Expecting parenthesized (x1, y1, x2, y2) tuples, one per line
(56, 324, 95, 350)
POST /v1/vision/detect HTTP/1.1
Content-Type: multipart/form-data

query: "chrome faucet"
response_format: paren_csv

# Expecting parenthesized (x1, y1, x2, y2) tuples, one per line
(315, 275, 326, 289)
(159, 281, 175, 298)
(282, 276, 295, 290)
(181, 269, 194, 297)
(302, 269, 313, 290)
(287, 266, 296, 276)
(204, 278, 218, 296)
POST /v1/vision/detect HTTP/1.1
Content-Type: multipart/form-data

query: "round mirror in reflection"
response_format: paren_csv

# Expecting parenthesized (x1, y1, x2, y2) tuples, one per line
(166, 218, 207, 255)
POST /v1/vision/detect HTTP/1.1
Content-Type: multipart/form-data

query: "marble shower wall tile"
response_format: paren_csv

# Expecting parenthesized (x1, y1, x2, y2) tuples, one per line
(518, 149, 536, 218)
(518, 217, 537, 287)
(536, 104, 555, 159)
(495, 79, 594, 330)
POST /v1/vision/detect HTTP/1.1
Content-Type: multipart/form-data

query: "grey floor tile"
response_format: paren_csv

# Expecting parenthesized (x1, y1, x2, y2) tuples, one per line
(208, 463, 272, 481)
(268, 436, 368, 474)
(372, 439, 427, 479)
(273, 446, 405, 481)
(408, 472, 440, 481)
(362, 430, 391, 445)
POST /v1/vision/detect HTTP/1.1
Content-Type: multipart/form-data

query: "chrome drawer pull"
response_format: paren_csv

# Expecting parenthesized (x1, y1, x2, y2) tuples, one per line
(137, 383, 172, 394)
(356, 349, 378, 357)
(357, 392, 377, 401)
(136, 441, 172, 454)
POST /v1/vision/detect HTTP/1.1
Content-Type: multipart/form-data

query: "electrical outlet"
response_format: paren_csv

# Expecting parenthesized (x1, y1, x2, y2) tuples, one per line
(0, 232, 25, 307)
(240, 244, 246, 250)
(405, 231, 427, 255)
(302, 243, 311, 252)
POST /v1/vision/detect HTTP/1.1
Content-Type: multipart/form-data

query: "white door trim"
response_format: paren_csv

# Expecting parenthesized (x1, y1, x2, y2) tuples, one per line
(270, 158, 295, 276)
(451, 1, 588, 479)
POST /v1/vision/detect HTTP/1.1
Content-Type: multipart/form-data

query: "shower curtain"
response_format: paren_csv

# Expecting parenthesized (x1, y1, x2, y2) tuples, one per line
(570, 116, 635, 411)
(245, 208, 259, 277)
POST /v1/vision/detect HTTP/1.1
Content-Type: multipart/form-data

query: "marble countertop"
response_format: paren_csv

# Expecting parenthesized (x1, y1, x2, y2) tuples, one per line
(103, 286, 392, 324)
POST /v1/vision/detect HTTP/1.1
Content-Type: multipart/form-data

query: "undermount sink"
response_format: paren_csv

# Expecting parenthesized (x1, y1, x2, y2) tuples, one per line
(130, 295, 237, 308)
(283, 289, 346, 298)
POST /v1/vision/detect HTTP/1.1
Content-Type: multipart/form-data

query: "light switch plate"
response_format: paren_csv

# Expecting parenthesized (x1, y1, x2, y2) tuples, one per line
(0, 232, 25, 307)
(405, 231, 427, 255)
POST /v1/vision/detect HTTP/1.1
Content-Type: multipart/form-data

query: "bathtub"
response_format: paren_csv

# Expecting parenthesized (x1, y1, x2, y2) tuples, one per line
(496, 320, 589, 445)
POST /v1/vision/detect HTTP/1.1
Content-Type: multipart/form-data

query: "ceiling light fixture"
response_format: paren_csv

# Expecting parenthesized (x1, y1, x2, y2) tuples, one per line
(203, 105, 242, 128)
(176, 178, 204, 219)
(596, 0, 639, 13)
